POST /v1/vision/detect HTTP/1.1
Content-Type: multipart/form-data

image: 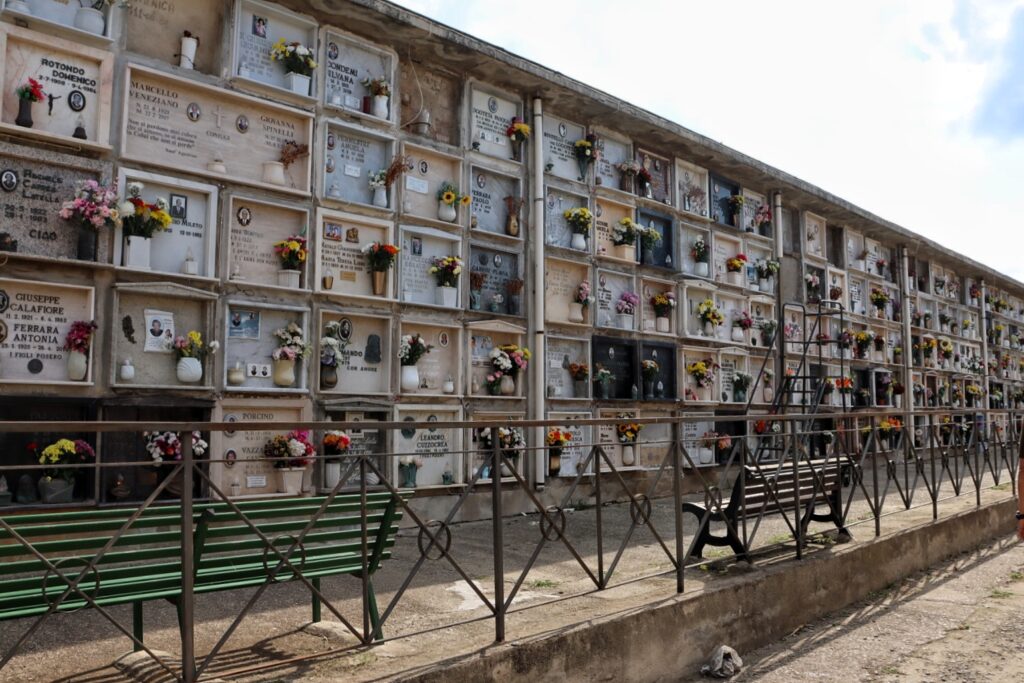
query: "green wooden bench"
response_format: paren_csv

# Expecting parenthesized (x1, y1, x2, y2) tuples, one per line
(0, 491, 410, 649)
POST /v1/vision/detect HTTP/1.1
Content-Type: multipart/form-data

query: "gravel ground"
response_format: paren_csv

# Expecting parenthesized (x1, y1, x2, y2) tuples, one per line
(722, 536, 1024, 683)
(0, 468, 1015, 682)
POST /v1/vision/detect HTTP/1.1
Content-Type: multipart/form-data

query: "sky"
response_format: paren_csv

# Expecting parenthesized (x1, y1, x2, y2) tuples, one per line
(391, 0, 1024, 282)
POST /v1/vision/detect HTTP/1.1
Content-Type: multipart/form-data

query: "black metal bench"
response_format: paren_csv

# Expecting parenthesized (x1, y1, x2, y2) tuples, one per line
(682, 458, 852, 561)
(0, 491, 409, 649)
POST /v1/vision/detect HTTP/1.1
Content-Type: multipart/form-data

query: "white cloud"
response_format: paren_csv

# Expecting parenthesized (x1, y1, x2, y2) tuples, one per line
(392, 0, 1024, 281)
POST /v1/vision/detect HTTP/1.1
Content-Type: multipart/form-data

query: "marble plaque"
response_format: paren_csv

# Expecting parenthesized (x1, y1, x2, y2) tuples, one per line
(234, 0, 316, 94)
(596, 269, 635, 330)
(684, 285, 715, 336)
(228, 197, 308, 287)
(319, 312, 389, 395)
(719, 356, 737, 401)
(125, 0, 225, 74)
(597, 408, 637, 468)
(544, 187, 588, 250)
(636, 149, 671, 203)
(710, 174, 739, 225)
(639, 279, 676, 334)
(805, 212, 826, 258)
(594, 198, 631, 259)
(113, 290, 206, 387)
(742, 189, 767, 234)
(223, 303, 309, 392)
(393, 406, 462, 486)
(637, 210, 674, 270)
(470, 168, 518, 236)
(114, 170, 216, 277)
(676, 160, 709, 218)
(400, 322, 459, 395)
(316, 211, 390, 299)
(0, 144, 110, 262)
(543, 115, 585, 182)
(591, 336, 637, 400)
(546, 337, 589, 400)
(401, 145, 461, 221)
(595, 134, 631, 189)
(545, 258, 589, 326)
(547, 411, 591, 476)
(469, 245, 519, 312)
(469, 87, 518, 159)
(322, 124, 391, 206)
(323, 30, 393, 116)
(0, 25, 112, 147)
(641, 343, 676, 399)
(0, 277, 94, 384)
(211, 398, 311, 496)
(398, 226, 460, 307)
(681, 413, 715, 466)
(9, 0, 104, 29)
(468, 327, 523, 397)
(123, 66, 313, 195)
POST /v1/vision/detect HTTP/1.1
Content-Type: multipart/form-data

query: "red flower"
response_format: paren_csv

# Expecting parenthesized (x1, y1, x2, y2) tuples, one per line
(26, 441, 38, 453)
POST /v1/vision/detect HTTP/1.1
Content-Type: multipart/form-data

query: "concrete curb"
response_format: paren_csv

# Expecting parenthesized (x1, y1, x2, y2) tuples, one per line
(393, 498, 1018, 683)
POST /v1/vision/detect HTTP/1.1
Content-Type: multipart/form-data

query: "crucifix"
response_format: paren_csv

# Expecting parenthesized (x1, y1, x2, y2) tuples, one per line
(47, 93, 62, 116)
(212, 105, 225, 129)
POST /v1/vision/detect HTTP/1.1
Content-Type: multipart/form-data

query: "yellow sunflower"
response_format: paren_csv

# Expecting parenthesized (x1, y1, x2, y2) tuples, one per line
(460, 194, 471, 206)
(441, 190, 456, 205)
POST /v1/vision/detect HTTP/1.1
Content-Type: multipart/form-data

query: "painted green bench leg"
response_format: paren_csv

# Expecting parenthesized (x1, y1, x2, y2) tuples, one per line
(311, 577, 321, 623)
(132, 601, 143, 652)
(367, 580, 382, 641)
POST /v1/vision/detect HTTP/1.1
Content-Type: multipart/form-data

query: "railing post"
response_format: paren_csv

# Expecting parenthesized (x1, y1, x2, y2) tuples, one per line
(671, 421, 684, 593)
(180, 434, 196, 683)
(870, 415, 881, 537)
(594, 441, 605, 589)
(491, 436, 505, 643)
(790, 418, 802, 560)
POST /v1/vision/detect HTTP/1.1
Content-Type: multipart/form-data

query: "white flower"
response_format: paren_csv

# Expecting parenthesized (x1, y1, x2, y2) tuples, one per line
(287, 439, 306, 458)
(119, 201, 135, 216)
(155, 197, 168, 211)
(296, 46, 309, 56)
(126, 182, 144, 197)
(208, 341, 220, 354)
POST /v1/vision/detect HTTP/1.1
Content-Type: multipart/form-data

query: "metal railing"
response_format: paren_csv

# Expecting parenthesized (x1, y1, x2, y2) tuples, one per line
(0, 410, 1019, 681)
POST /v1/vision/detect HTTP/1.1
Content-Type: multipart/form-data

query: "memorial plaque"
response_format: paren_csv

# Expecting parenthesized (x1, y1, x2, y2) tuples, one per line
(591, 336, 638, 400)
(684, 285, 716, 336)
(847, 231, 865, 270)
(393, 405, 462, 486)
(741, 189, 767, 234)
(233, 0, 317, 95)
(596, 269, 635, 330)
(125, 0, 225, 74)
(709, 174, 740, 225)
(594, 198, 631, 259)
(545, 258, 589, 326)
(469, 87, 519, 159)
(223, 303, 309, 392)
(597, 408, 638, 469)
(319, 312, 389, 395)
(401, 322, 459, 395)
(469, 411, 525, 479)
(470, 168, 519, 237)
(676, 160, 709, 218)
(595, 134, 631, 190)
(639, 279, 676, 334)
(228, 197, 308, 287)
(544, 187, 588, 250)
(322, 124, 392, 207)
(323, 29, 393, 118)
(401, 144, 461, 221)
(398, 226, 461, 307)
(211, 398, 311, 496)
(641, 343, 676, 399)
(713, 234, 741, 282)
(114, 169, 216, 277)
(123, 66, 313, 195)
(0, 277, 94, 384)
(547, 411, 591, 476)
(849, 278, 864, 315)
(0, 25, 112, 149)
(681, 223, 710, 276)
(315, 210, 390, 299)
(719, 356, 737, 402)
(0, 142, 111, 262)
(113, 289, 207, 387)
(681, 412, 715, 467)
(805, 212, 826, 258)
(637, 210, 675, 270)
(468, 245, 519, 313)
(398, 60, 459, 145)
(546, 337, 589, 399)
(543, 115, 585, 182)
(468, 322, 524, 397)
(635, 149, 671, 203)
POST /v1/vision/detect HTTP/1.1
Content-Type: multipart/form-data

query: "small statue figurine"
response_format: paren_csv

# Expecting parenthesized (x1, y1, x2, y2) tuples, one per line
(110, 473, 131, 500)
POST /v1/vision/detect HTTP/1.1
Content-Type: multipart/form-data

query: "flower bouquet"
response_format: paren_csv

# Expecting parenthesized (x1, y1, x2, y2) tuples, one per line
(58, 179, 119, 261)
(363, 241, 399, 295)
(612, 217, 639, 260)
(573, 132, 599, 181)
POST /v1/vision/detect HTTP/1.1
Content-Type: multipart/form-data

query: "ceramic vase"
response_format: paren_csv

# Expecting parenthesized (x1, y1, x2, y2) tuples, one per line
(176, 357, 202, 383)
(400, 365, 419, 392)
(372, 270, 387, 296)
(179, 35, 198, 69)
(276, 467, 305, 495)
(66, 350, 88, 381)
(438, 201, 457, 223)
(74, 7, 105, 34)
(277, 269, 301, 288)
(570, 232, 587, 251)
(272, 358, 296, 387)
(285, 72, 311, 96)
(371, 186, 388, 208)
(568, 302, 585, 323)
(371, 95, 389, 119)
(695, 262, 710, 278)
(500, 374, 516, 396)
(124, 236, 152, 269)
(656, 316, 670, 333)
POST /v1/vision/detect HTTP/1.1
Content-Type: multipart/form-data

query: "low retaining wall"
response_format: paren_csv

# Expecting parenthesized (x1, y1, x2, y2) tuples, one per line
(398, 498, 1018, 683)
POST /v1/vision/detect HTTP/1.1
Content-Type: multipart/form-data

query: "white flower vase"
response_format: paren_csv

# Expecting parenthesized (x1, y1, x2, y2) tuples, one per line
(695, 262, 710, 278)
(277, 467, 305, 495)
(179, 35, 199, 69)
(285, 72, 311, 96)
(570, 232, 588, 251)
(437, 286, 458, 307)
(371, 95, 389, 119)
(372, 186, 388, 208)
(400, 365, 419, 392)
(500, 374, 516, 396)
(277, 269, 301, 288)
(124, 236, 152, 270)
(438, 201, 457, 223)
(176, 357, 203, 383)
(618, 313, 633, 330)
(727, 271, 743, 286)
(262, 161, 286, 186)
(67, 351, 88, 381)
(697, 447, 714, 466)
(272, 358, 296, 387)
(621, 444, 636, 467)
(760, 278, 774, 293)
(73, 7, 105, 34)
(656, 316, 670, 333)
(324, 461, 341, 490)
(568, 302, 585, 323)
(731, 327, 745, 343)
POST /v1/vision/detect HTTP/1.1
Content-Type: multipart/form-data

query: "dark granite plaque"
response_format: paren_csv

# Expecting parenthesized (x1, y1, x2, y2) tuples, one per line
(636, 210, 675, 271)
(469, 246, 519, 313)
(592, 336, 638, 400)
